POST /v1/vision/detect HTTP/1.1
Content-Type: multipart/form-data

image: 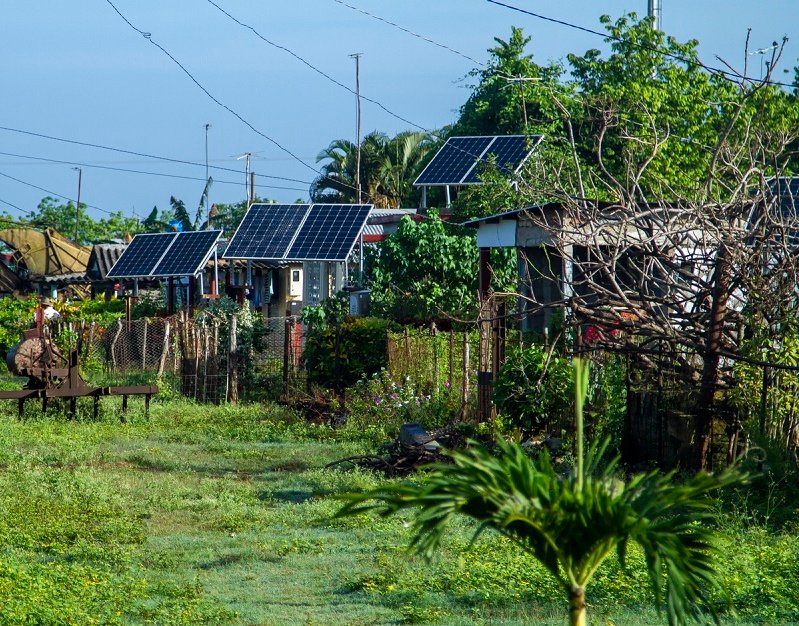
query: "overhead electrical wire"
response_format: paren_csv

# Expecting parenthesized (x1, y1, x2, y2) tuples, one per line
(103, 0, 323, 179)
(331, 0, 485, 68)
(205, 0, 426, 131)
(484, 0, 795, 89)
(0, 197, 26, 214)
(0, 170, 117, 217)
(0, 150, 309, 193)
(0, 125, 311, 184)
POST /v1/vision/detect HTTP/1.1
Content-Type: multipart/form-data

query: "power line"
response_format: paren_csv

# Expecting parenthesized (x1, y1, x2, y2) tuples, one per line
(331, 0, 485, 68)
(205, 0, 426, 131)
(0, 125, 311, 184)
(103, 0, 323, 178)
(0, 197, 26, 214)
(0, 150, 310, 193)
(484, 0, 796, 89)
(0, 170, 118, 216)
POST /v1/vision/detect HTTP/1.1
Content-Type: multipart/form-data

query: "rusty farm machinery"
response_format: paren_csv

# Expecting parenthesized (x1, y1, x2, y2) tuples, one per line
(0, 316, 158, 420)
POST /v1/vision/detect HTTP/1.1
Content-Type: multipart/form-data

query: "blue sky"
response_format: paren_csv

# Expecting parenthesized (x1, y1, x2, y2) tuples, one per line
(1, 1, 797, 223)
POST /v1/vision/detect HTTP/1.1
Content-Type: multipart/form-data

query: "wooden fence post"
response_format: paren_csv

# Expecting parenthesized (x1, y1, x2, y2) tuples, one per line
(228, 314, 238, 404)
(283, 317, 292, 399)
(157, 321, 171, 377)
(460, 333, 470, 420)
(141, 319, 148, 369)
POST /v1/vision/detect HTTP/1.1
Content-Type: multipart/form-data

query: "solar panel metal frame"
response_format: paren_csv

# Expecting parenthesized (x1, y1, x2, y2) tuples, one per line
(222, 203, 373, 262)
(106, 232, 177, 279)
(150, 230, 223, 277)
(413, 134, 542, 187)
(222, 204, 310, 261)
(285, 204, 372, 262)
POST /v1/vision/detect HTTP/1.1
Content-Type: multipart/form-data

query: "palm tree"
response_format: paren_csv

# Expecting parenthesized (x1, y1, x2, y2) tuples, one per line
(337, 361, 742, 626)
(379, 131, 438, 207)
(311, 133, 388, 205)
(311, 131, 437, 207)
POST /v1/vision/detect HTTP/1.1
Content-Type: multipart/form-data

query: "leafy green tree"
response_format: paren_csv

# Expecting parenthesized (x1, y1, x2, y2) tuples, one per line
(338, 361, 743, 626)
(368, 212, 479, 322)
(26, 197, 140, 244)
(452, 27, 572, 138)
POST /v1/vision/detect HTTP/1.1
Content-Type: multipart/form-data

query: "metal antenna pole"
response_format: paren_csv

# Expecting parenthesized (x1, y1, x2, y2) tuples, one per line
(350, 53, 363, 203)
(648, 0, 662, 31)
(73, 167, 82, 243)
(237, 152, 252, 205)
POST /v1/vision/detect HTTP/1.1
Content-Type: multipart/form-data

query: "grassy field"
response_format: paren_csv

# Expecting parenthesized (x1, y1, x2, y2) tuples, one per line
(0, 392, 796, 625)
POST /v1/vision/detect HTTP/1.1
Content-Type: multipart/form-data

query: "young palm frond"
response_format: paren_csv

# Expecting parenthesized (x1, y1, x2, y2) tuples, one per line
(337, 361, 743, 626)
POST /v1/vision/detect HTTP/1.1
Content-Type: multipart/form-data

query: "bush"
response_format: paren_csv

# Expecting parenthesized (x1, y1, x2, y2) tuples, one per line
(303, 316, 392, 390)
(493, 342, 573, 436)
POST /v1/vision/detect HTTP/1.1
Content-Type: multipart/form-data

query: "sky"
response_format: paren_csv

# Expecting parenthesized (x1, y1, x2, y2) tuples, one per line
(1, 1, 797, 225)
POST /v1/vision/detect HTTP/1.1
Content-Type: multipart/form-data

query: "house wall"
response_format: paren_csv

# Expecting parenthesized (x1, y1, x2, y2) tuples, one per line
(519, 246, 565, 333)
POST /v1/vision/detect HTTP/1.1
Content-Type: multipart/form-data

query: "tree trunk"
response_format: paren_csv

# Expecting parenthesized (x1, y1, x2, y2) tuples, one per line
(692, 245, 731, 472)
(568, 586, 587, 626)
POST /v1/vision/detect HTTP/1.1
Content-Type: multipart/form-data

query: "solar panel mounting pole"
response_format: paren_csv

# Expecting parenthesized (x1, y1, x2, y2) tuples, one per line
(350, 52, 363, 203)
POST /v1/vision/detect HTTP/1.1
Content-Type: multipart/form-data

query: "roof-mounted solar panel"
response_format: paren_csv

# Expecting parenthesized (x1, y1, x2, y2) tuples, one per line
(107, 230, 222, 279)
(152, 230, 222, 277)
(222, 203, 373, 262)
(286, 204, 372, 261)
(413, 135, 542, 186)
(107, 233, 176, 279)
(223, 204, 308, 260)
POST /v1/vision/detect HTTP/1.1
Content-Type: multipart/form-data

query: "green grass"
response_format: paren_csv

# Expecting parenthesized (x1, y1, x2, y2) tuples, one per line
(0, 392, 795, 625)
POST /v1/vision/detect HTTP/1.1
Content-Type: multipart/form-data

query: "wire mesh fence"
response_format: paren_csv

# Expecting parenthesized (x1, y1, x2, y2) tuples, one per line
(50, 315, 305, 404)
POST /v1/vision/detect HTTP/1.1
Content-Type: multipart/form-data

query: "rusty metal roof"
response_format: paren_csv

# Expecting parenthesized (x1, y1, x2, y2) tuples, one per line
(87, 244, 127, 280)
(0, 228, 90, 278)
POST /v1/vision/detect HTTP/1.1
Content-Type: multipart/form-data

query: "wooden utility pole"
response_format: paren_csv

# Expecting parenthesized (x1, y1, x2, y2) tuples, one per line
(350, 52, 363, 203)
(73, 167, 82, 243)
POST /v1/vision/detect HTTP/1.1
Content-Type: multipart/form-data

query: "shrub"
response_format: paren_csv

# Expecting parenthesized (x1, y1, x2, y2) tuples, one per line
(493, 342, 573, 435)
(303, 316, 391, 390)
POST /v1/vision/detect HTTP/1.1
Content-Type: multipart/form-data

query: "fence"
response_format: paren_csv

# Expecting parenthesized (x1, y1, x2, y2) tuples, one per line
(53, 314, 304, 404)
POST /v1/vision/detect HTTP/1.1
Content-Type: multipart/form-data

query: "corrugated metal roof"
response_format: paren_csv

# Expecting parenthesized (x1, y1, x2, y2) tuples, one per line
(87, 244, 127, 280)
(363, 208, 416, 239)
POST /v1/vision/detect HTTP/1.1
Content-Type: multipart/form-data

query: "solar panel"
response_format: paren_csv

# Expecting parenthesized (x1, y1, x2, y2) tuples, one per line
(461, 135, 539, 183)
(414, 135, 541, 186)
(414, 136, 493, 186)
(223, 204, 309, 260)
(106, 233, 176, 278)
(152, 230, 222, 277)
(286, 204, 372, 261)
(222, 203, 373, 262)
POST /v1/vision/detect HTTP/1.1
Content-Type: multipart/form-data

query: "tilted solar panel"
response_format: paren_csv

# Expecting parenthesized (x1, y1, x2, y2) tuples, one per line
(414, 136, 493, 186)
(106, 233, 176, 278)
(286, 204, 372, 261)
(461, 135, 539, 183)
(414, 135, 541, 186)
(223, 204, 309, 260)
(152, 230, 222, 277)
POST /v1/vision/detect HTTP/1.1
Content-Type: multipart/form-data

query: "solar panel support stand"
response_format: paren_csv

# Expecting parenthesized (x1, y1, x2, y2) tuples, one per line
(421, 187, 427, 210)
(445, 186, 451, 208)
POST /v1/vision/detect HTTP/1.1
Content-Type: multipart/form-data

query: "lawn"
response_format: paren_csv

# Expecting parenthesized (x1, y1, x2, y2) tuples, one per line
(0, 394, 796, 625)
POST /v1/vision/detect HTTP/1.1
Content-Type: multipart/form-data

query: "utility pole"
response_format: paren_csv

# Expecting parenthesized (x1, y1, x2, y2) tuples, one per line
(204, 123, 211, 228)
(648, 0, 662, 31)
(73, 167, 82, 243)
(350, 52, 363, 203)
